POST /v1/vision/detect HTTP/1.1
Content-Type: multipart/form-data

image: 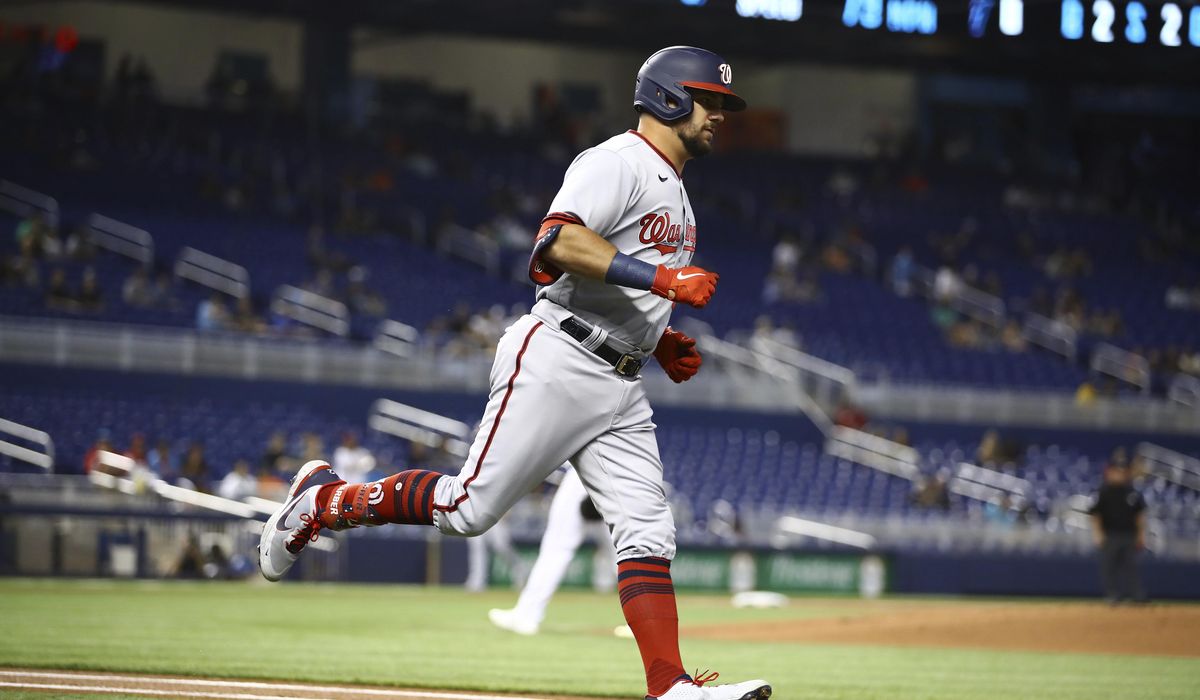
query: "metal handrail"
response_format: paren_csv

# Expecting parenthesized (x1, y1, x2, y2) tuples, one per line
(951, 284, 1006, 329)
(89, 451, 335, 550)
(1136, 442, 1200, 491)
(367, 399, 471, 457)
(949, 461, 1032, 507)
(374, 319, 421, 358)
(1023, 312, 1077, 360)
(0, 180, 59, 229)
(435, 224, 499, 276)
(1091, 343, 1151, 394)
(697, 332, 835, 435)
(0, 416, 55, 471)
(87, 213, 154, 265)
(174, 247, 249, 299)
(1167, 374, 1200, 408)
(824, 426, 920, 480)
(748, 336, 856, 386)
(271, 285, 350, 337)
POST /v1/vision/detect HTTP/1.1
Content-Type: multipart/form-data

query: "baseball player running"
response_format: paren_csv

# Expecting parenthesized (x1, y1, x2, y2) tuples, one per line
(260, 46, 771, 700)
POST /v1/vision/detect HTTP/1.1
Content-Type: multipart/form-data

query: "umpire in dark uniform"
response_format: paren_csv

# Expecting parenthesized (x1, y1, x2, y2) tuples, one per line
(1087, 460, 1147, 603)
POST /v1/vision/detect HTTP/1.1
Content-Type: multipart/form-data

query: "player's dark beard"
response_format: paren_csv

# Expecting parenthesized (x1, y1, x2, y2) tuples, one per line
(677, 124, 713, 158)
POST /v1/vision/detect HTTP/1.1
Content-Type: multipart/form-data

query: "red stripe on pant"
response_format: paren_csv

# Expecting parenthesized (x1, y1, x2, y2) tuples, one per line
(618, 557, 686, 697)
(434, 321, 543, 514)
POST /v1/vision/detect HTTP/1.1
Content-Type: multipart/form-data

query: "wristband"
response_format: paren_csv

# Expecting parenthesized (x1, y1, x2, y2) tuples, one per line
(604, 252, 658, 290)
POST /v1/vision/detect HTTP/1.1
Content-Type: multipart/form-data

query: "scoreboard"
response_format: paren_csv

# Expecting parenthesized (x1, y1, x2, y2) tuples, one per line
(678, 0, 1200, 48)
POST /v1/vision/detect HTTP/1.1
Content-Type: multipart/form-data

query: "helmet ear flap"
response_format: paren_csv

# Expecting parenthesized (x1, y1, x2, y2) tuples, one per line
(634, 76, 693, 122)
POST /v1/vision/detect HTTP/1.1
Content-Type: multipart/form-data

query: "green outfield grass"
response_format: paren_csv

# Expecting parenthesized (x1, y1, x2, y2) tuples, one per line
(1, 579, 1197, 699)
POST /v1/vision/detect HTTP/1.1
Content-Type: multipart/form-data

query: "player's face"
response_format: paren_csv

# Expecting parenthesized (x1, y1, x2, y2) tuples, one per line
(675, 90, 725, 158)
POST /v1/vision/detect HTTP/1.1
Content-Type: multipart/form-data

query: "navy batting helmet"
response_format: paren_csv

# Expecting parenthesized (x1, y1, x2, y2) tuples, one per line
(633, 46, 747, 122)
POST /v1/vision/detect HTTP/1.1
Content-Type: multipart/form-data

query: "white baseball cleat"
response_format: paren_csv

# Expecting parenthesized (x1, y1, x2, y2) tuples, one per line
(651, 674, 772, 700)
(488, 607, 540, 636)
(258, 460, 344, 582)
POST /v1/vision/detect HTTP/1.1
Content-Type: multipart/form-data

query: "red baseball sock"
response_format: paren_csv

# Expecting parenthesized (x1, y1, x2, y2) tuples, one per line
(618, 557, 688, 697)
(316, 470, 442, 529)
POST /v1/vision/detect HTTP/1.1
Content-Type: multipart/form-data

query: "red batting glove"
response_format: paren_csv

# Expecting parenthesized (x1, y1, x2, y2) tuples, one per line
(654, 327, 703, 383)
(651, 265, 719, 308)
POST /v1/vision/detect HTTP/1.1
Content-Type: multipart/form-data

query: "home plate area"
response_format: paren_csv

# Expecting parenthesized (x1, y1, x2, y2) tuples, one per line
(0, 670, 612, 700)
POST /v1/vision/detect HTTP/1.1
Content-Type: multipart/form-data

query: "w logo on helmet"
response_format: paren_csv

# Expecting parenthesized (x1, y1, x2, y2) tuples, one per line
(718, 63, 733, 85)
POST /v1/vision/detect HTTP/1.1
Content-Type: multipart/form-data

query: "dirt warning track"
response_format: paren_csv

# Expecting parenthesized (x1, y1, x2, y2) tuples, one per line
(0, 671, 615, 700)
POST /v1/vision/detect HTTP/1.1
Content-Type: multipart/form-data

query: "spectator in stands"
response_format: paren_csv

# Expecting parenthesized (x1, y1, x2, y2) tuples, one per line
(299, 432, 324, 465)
(1087, 308, 1125, 338)
(122, 266, 154, 307)
(178, 442, 211, 493)
(976, 429, 1023, 467)
(148, 439, 178, 481)
(1075, 381, 1098, 406)
(748, 315, 801, 355)
(345, 266, 387, 317)
(889, 246, 915, 297)
(256, 466, 288, 501)
(260, 432, 294, 478)
(303, 269, 338, 300)
(14, 212, 52, 257)
(217, 459, 257, 502)
(1088, 460, 1147, 604)
(83, 429, 115, 474)
(1000, 320, 1027, 353)
(408, 435, 460, 473)
(763, 263, 820, 304)
(230, 296, 266, 334)
(911, 473, 950, 511)
(1165, 281, 1200, 311)
(834, 402, 868, 431)
(124, 433, 150, 470)
(332, 431, 376, 484)
(44, 268, 75, 310)
(196, 293, 230, 331)
(947, 319, 985, 349)
(933, 266, 962, 303)
(174, 534, 206, 579)
(148, 271, 180, 310)
(6, 238, 40, 288)
(771, 235, 802, 275)
(984, 494, 1018, 528)
(63, 224, 96, 261)
(428, 302, 475, 353)
(76, 267, 104, 313)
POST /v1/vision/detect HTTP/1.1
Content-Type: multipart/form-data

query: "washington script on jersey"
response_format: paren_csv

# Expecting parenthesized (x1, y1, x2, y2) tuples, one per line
(639, 211, 697, 255)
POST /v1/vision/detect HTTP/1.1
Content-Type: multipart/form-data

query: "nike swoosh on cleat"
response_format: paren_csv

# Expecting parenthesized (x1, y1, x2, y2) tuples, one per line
(274, 496, 304, 531)
(676, 272, 705, 280)
(658, 174, 668, 182)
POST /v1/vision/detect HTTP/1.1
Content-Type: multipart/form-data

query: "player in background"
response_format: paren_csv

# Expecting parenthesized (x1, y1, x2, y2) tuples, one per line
(488, 466, 619, 635)
(259, 46, 771, 700)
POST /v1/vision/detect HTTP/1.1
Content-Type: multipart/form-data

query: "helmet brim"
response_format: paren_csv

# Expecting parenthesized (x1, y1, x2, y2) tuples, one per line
(680, 82, 747, 112)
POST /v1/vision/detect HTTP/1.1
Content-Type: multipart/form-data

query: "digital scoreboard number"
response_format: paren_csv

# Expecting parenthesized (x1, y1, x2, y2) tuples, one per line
(1059, 1, 1199, 45)
(679, 0, 1200, 48)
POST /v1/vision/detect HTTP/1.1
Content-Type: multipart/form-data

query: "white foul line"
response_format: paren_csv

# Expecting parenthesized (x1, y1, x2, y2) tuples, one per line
(0, 682, 334, 700)
(0, 672, 553, 700)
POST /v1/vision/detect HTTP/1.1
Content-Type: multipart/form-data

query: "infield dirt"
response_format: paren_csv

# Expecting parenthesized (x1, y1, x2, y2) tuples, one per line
(686, 600, 1200, 657)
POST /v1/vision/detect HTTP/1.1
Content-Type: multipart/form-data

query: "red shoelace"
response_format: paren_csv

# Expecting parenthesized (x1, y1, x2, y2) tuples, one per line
(286, 511, 321, 554)
(691, 670, 720, 686)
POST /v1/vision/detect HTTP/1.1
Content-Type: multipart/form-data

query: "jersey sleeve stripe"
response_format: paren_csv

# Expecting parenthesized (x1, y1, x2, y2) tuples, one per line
(541, 211, 585, 228)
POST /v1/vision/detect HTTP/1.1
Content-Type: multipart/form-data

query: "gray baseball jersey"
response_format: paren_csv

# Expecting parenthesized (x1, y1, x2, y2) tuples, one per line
(536, 130, 697, 352)
(433, 130, 692, 563)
